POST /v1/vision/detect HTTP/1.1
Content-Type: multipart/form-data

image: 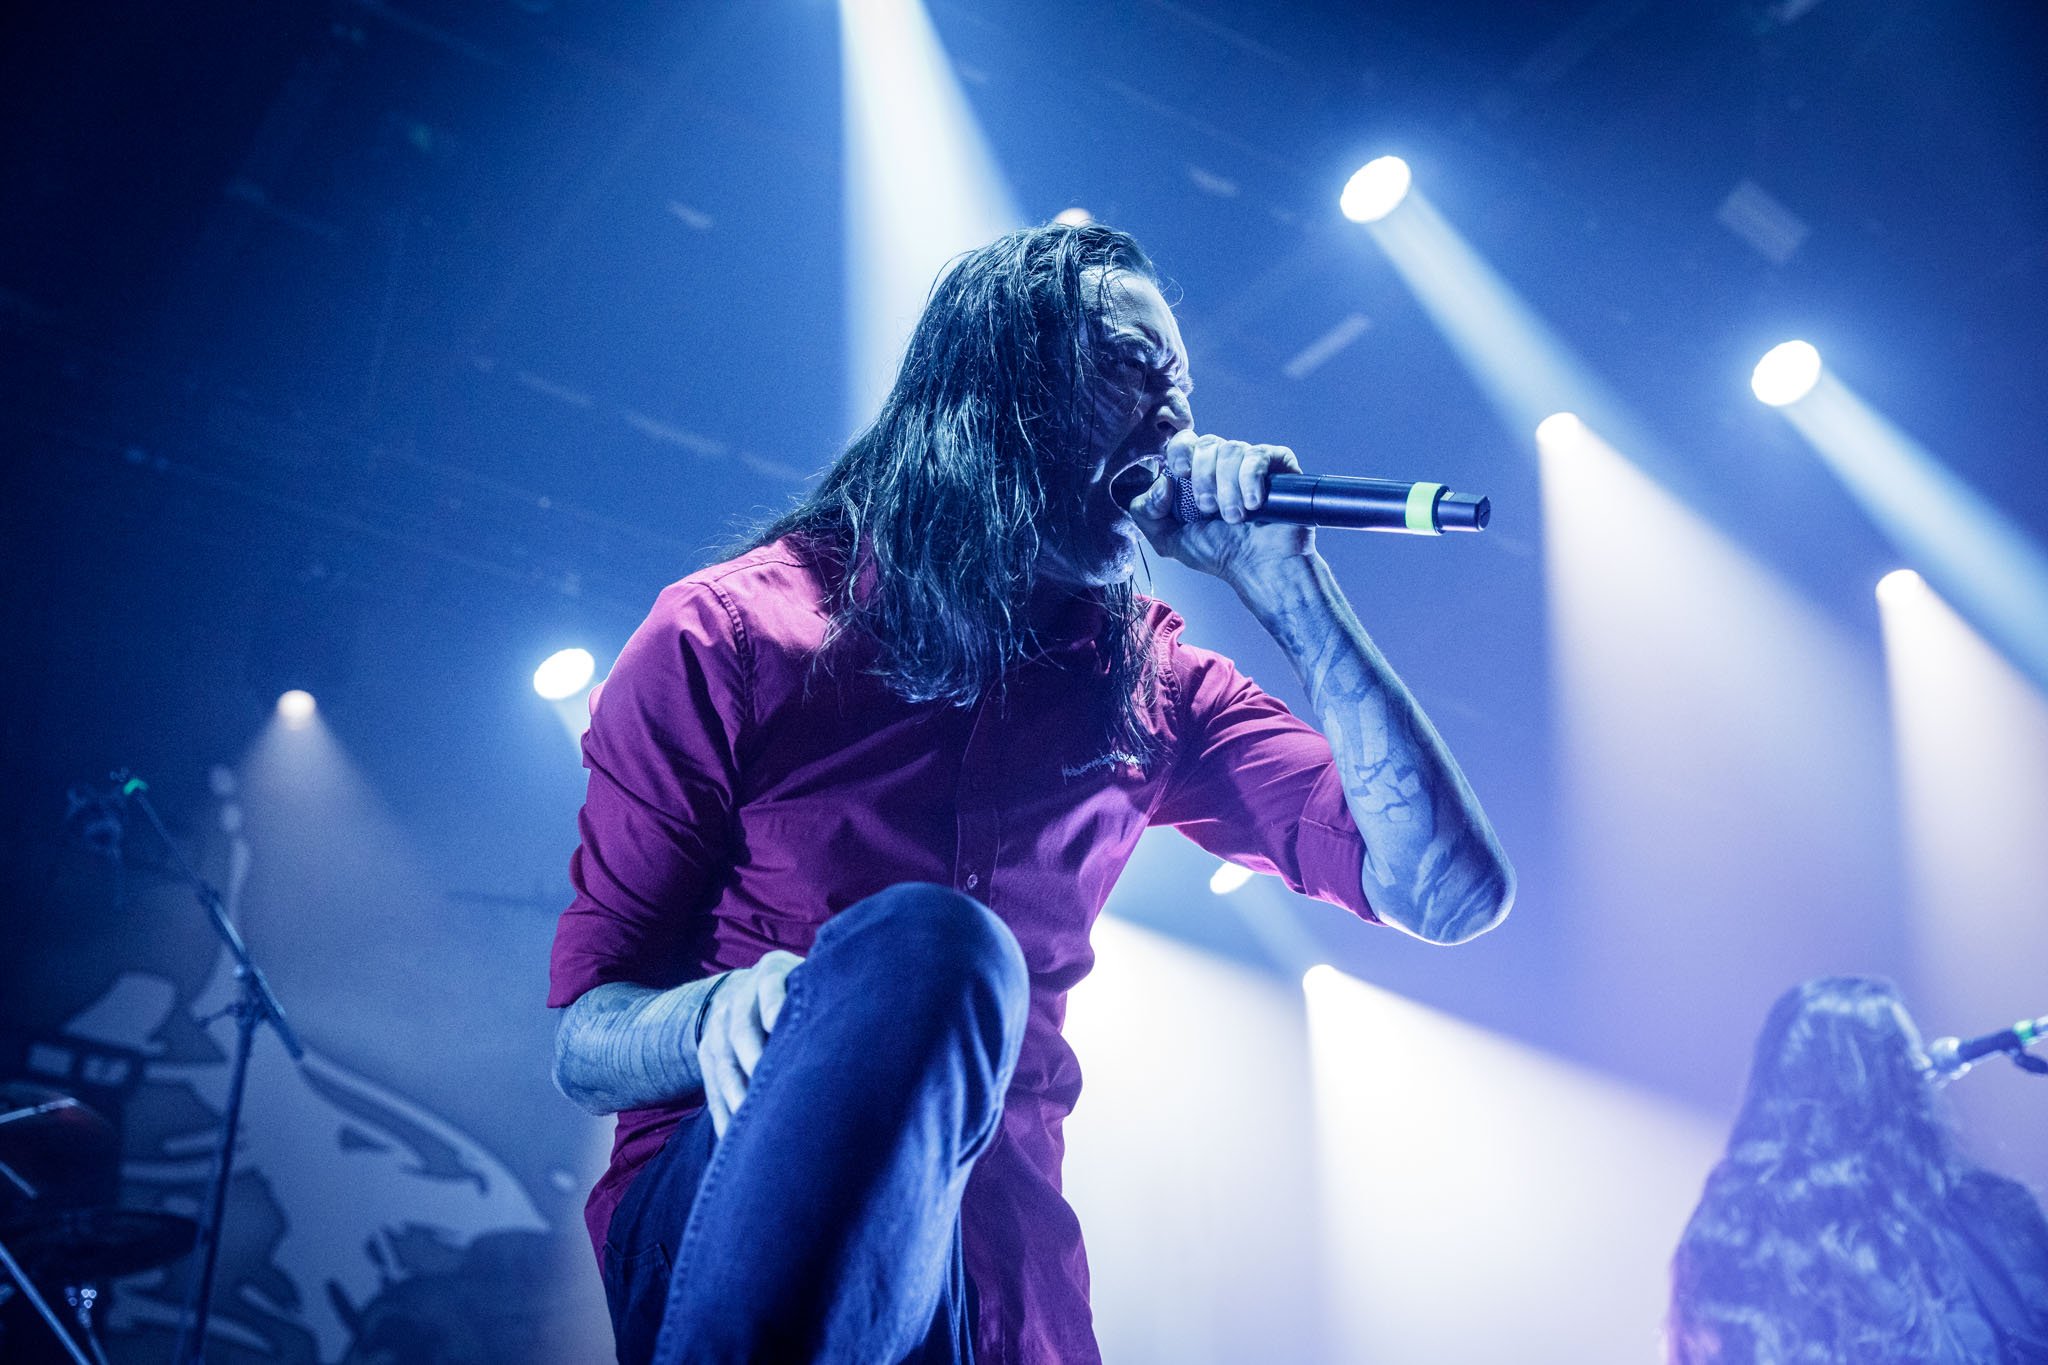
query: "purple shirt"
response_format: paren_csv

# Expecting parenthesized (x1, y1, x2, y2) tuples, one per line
(549, 539, 1377, 1364)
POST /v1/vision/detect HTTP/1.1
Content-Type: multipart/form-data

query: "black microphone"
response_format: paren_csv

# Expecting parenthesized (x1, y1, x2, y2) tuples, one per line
(1927, 1014, 2047, 1079)
(1125, 469, 1490, 535)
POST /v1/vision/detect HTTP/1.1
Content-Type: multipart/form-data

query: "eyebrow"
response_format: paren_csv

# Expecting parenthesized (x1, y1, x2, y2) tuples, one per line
(1110, 325, 1194, 394)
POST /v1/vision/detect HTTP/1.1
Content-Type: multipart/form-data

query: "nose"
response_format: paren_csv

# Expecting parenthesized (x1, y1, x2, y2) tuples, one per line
(1151, 389, 1192, 441)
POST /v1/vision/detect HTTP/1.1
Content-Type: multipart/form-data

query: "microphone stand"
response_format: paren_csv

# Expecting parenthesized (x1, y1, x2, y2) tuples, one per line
(113, 773, 306, 1365)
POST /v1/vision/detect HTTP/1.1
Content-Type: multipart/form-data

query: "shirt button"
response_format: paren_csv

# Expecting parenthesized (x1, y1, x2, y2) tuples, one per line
(965, 873, 979, 890)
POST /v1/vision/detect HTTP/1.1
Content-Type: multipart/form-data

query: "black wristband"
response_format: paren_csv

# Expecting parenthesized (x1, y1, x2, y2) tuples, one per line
(691, 971, 732, 1047)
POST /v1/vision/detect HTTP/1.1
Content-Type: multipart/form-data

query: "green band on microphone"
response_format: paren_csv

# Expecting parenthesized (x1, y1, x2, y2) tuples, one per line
(2020, 1018, 2043, 1046)
(1404, 481, 1445, 534)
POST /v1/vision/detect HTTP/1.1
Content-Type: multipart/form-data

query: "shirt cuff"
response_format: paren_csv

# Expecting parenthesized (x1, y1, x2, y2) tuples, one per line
(1295, 763, 1378, 924)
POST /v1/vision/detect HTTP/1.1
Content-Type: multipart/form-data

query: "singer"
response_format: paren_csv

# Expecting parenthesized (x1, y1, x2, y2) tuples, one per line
(1667, 977, 2048, 1362)
(546, 222, 1514, 1364)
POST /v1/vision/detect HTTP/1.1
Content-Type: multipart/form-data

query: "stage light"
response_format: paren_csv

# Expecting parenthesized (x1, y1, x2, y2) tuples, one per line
(1359, 181, 1619, 441)
(1534, 411, 1585, 452)
(841, 0, 1020, 421)
(533, 647, 596, 701)
(1540, 417, 1895, 1097)
(1339, 156, 1412, 224)
(1876, 567, 1925, 606)
(1303, 964, 1724, 1361)
(1778, 373, 2048, 687)
(276, 690, 317, 727)
(1054, 207, 1092, 226)
(1750, 340, 1822, 406)
(1208, 861, 1255, 895)
(1878, 570, 2048, 1196)
(1064, 915, 1324, 1360)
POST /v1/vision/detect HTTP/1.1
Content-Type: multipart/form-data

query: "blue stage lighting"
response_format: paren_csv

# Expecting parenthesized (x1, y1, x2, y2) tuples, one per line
(276, 689, 317, 727)
(1750, 340, 1821, 407)
(1535, 412, 1587, 452)
(1876, 567, 1925, 607)
(533, 647, 596, 701)
(1208, 861, 1255, 895)
(1340, 156, 1412, 224)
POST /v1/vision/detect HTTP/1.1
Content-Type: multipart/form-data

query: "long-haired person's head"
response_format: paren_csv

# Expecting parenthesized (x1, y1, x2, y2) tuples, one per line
(1668, 977, 1983, 1363)
(1728, 975, 1948, 1171)
(757, 222, 1192, 754)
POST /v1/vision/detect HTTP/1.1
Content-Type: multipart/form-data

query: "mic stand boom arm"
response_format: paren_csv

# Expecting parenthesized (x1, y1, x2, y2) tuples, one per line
(114, 773, 305, 1365)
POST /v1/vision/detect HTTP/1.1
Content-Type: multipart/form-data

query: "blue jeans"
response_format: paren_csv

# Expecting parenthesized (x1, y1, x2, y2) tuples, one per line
(602, 883, 1029, 1365)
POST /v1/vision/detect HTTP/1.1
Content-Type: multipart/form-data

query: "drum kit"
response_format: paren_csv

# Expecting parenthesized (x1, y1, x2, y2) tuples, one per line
(0, 1082, 198, 1365)
(6, 768, 302, 1364)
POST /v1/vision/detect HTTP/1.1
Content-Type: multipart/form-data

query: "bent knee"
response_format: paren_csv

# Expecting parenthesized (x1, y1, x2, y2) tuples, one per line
(852, 882, 1027, 1013)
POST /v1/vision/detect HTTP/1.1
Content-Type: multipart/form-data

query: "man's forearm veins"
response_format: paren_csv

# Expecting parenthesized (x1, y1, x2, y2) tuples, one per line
(552, 975, 727, 1115)
(1238, 553, 1514, 944)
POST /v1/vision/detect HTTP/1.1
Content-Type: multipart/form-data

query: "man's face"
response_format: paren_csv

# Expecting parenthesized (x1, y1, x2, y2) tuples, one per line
(1040, 270, 1195, 587)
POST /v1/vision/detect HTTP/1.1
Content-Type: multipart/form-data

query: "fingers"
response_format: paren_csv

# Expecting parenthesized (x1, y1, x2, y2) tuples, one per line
(1187, 437, 1221, 518)
(700, 1001, 747, 1137)
(698, 951, 807, 1139)
(1126, 474, 1172, 525)
(729, 985, 767, 1078)
(706, 1077, 730, 1137)
(756, 951, 797, 1032)
(1178, 436, 1299, 524)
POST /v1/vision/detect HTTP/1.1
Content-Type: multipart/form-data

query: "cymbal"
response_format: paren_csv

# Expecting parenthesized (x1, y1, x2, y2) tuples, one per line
(0, 1207, 199, 1283)
(0, 1085, 119, 1212)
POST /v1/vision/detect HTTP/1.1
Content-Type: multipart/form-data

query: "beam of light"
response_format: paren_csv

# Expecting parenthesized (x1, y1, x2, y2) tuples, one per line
(1875, 565, 1923, 608)
(1360, 189, 1640, 447)
(841, 0, 1021, 423)
(1338, 155, 1412, 223)
(1878, 572, 2048, 1194)
(1064, 914, 1329, 1363)
(1534, 410, 1585, 452)
(1303, 964, 1723, 1363)
(548, 695, 593, 748)
(1776, 371, 2048, 688)
(1207, 860, 1255, 895)
(532, 647, 596, 701)
(1749, 339, 1822, 406)
(232, 716, 553, 1356)
(276, 689, 317, 728)
(1540, 418, 1898, 1095)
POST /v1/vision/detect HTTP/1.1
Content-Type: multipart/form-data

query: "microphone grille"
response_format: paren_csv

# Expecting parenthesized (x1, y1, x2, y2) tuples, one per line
(1169, 475, 1204, 524)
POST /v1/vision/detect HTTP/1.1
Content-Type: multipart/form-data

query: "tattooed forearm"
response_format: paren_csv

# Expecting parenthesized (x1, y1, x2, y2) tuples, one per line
(1235, 553, 1514, 944)
(552, 975, 728, 1115)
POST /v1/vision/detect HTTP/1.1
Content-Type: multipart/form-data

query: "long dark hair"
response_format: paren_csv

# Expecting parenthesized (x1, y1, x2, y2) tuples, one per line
(1668, 976, 2048, 1362)
(752, 222, 1160, 758)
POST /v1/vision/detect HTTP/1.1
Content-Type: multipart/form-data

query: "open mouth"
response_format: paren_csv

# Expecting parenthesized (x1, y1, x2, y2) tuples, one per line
(1108, 457, 1162, 512)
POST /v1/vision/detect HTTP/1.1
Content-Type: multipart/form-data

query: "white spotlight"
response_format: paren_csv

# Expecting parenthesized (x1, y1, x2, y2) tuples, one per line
(1302, 963, 1340, 993)
(1208, 861, 1255, 895)
(1054, 207, 1092, 227)
(1535, 411, 1586, 452)
(1876, 567, 1925, 607)
(1340, 156, 1413, 224)
(533, 647, 597, 701)
(276, 689, 317, 728)
(1750, 340, 1822, 407)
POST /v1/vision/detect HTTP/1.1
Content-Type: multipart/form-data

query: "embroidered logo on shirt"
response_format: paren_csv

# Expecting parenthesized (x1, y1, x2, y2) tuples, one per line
(1061, 751, 1146, 780)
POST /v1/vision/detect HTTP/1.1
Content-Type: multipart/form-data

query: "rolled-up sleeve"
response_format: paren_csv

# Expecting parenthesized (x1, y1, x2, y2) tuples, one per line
(1149, 633, 1378, 924)
(547, 579, 750, 1007)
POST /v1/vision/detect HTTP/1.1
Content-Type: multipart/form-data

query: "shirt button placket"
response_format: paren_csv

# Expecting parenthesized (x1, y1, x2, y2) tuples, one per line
(956, 700, 998, 902)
